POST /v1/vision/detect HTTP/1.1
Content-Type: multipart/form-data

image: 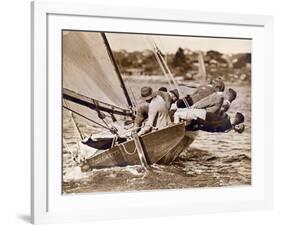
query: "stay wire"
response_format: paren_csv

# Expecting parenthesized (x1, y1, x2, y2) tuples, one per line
(63, 105, 114, 131)
(144, 36, 173, 89)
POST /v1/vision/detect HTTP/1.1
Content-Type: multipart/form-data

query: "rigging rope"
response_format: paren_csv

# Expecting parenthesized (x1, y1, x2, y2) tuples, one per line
(128, 86, 137, 109)
(144, 36, 173, 89)
(63, 137, 72, 153)
(70, 112, 84, 140)
(63, 105, 119, 135)
(63, 100, 83, 158)
(63, 99, 84, 140)
(93, 99, 111, 127)
(149, 37, 190, 108)
(156, 47, 190, 108)
(119, 143, 137, 155)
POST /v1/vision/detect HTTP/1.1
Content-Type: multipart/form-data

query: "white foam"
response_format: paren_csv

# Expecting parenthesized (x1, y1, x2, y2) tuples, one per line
(64, 166, 89, 181)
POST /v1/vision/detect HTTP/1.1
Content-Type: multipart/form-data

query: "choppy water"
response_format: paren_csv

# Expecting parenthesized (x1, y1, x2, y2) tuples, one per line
(63, 81, 251, 194)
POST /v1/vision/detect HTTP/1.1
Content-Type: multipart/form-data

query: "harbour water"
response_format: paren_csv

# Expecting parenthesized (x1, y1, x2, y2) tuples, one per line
(62, 80, 251, 194)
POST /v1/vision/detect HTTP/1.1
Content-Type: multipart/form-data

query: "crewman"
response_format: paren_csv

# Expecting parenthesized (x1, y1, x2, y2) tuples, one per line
(174, 77, 245, 133)
(177, 77, 236, 114)
(137, 87, 179, 136)
(133, 100, 149, 131)
(186, 111, 245, 133)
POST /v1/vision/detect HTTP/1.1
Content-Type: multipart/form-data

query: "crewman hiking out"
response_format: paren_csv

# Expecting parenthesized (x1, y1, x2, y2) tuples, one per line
(177, 77, 236, 114)
(174, 77, 245, 133)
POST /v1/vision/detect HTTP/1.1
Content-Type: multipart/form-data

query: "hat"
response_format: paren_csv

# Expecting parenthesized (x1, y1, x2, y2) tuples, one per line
(141, 86, 153, 100)
(158, 87, 168, 92)
(211, 77, 225, 92)
(233, 112, 245, 125)
(228, 88, 237, 102)
(169, 89, 180, 100)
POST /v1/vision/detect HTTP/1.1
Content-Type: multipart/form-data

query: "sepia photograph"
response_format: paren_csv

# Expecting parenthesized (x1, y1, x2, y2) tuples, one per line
(62, 30, 251, 194)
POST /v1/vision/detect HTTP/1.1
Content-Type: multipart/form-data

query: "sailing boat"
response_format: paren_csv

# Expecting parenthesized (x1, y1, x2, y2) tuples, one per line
(63, 31, 195, 170)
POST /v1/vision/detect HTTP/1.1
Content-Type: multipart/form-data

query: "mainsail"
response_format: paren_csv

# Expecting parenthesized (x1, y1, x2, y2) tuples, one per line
(63, 31, 132, 131)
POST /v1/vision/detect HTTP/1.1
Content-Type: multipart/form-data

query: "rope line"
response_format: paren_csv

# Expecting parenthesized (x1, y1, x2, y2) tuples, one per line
(63, 138, 72, 153)
(70, 112, 84, 140)
(63, 105, 114, 131)
(120, 143, 137, 155)
(153, 41, 190, 108)
(144, 36, 173, 89)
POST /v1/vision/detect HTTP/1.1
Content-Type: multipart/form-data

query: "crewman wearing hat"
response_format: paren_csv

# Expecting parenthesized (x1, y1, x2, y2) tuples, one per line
(137, 86, 179, 136)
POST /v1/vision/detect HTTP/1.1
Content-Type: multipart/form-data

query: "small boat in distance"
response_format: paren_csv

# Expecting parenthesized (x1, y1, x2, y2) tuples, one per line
(62, 31, 195, 170)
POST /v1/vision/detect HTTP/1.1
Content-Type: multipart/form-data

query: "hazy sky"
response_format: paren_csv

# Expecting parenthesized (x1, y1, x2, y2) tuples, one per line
(106, 33, 251, 54)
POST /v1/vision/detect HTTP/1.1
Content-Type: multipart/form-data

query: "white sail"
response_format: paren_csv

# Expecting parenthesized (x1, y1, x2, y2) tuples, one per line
(63, 31, 132, 133)
(63, 31, 129, 109)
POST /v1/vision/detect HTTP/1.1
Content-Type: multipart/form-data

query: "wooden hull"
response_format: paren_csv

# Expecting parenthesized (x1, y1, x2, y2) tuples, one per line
(84, 123, 187, 169)
(157, 131, 197, 165)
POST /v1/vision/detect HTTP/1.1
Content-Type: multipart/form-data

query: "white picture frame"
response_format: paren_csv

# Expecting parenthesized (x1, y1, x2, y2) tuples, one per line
(31, 1, 273, 224)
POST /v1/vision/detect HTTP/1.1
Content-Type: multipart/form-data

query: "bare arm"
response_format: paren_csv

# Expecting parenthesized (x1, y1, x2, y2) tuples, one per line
(134, 108, 146, 128)
(138, 100, 158, 135)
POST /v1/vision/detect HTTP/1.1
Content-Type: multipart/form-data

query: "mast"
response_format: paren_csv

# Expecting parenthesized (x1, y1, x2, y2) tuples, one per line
(150, 38, 190, 108)
(198, 51, 207, 80)
(101, 32, 133, 108)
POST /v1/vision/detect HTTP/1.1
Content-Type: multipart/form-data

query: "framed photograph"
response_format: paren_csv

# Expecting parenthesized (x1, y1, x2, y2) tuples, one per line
(31, 1, 273, 224)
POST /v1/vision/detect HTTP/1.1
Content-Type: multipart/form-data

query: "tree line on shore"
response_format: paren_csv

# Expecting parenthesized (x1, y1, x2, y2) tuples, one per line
(113, 48, 251, 83)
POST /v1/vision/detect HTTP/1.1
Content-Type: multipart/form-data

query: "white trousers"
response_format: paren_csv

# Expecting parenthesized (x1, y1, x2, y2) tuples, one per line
(174, 108, 207, 123)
